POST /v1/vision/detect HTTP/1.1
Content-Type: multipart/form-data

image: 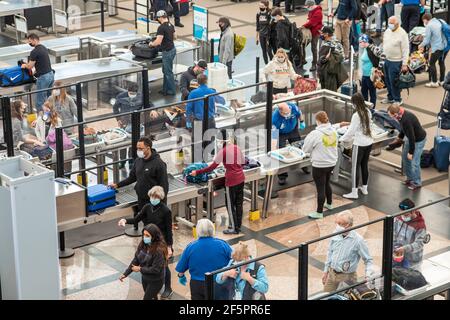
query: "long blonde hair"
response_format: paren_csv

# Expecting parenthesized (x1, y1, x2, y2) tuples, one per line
(43, 100, 60, 128)
(52, 80, 68, 103)
(274, 48, 293, 68)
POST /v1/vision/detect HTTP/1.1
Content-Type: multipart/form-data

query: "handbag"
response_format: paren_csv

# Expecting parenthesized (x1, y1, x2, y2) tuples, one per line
(397, 68, 416, 92)
(371, 68, 385, 89)
(438, 91, 450, 130)
(293, 77, 317, 94)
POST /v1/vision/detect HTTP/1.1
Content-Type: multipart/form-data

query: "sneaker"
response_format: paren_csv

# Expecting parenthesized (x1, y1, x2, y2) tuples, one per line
(381, 98, 394, 104)
(343, 192, 359, 199)
(425, 82, 439, 88)
(359, 186, 368, 195)
(439, 81, 444, 86)
(393, 99, 403, 106)
(308, 212, 323, 219)
(324, 203, 333, 210)
(160, 288, 173, 299)
(402, 180, 411, 186)
(223, 229, 239, 235)
(175, 22, 184, 28)
(408, 183, 422, 191)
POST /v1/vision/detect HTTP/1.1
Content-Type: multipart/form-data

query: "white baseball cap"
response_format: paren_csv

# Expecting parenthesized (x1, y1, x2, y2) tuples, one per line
(156, 10, 167, 18)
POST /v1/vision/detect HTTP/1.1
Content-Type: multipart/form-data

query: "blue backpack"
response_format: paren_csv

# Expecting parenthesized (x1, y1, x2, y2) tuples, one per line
(438, 19, 450, 55)
(0, 65, 34, 87)
(183, 162, 209, 183)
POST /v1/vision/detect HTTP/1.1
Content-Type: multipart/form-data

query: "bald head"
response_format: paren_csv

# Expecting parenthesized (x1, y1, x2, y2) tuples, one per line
(278, 103, 290, 114)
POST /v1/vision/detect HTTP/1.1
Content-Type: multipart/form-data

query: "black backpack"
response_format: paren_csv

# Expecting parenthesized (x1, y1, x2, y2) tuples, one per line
(392, 267, 428, 291)
(420, 149, 434, 168)
(130, 39, 160, 59)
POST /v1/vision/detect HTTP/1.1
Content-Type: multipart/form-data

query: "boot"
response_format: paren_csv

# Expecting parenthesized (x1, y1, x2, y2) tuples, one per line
(359, 185, 368, 195)
(343, 188, 359, 199)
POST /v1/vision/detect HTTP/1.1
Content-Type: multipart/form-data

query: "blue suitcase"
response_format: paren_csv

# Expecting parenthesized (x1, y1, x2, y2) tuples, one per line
(433, 118, 450, 171)
(340, 81, 357, 97)
(179, 1, 189, 16)
(87, 184, 117, 212)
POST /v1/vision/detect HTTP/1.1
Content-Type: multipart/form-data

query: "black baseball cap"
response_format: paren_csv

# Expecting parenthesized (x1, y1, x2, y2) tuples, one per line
(321, 26, 334, 35)
(196, 59, 208, 69)
(399, 198, 415, 210)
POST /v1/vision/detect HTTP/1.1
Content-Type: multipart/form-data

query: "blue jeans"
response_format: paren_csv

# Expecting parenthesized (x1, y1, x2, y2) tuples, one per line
(35, 71, 54, 112)
(384, 60, 402, 103)
(162, 47, 176, 95)
(361, 76, 377, 107)
(402, 138, 426, 186)
(376, 2, 395, 32)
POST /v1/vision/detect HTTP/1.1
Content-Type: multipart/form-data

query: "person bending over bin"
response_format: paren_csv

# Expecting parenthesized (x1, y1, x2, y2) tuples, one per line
(179, 59, 208, 101)
(393, 198, 428, 270)
(272, 102, 310, 187)
(110, 136, 169, 232)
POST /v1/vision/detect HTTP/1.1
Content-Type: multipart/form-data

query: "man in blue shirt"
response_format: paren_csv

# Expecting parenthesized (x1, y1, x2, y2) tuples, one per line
(272, 102, 308, 185)
(186, 74, 217, 129)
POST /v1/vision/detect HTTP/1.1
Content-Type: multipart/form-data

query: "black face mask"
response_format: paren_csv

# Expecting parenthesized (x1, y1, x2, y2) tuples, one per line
(260, 8, 266, 11)
(29, 43, 35, 47)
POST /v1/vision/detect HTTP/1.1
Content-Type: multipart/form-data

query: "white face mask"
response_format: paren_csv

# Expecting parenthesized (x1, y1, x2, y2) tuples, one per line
(128, 92, 137, 99)
(277, 57, 285, 63)
(53, 89, 60, 96)
(137, 150, 145, 158)
(402, 215, 412, 222)
(388, 23, 396, 31)
(335, 225, 346, 233)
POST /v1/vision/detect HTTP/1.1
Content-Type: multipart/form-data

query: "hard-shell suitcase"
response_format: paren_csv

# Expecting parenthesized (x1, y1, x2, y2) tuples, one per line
(87, 184, 117, 212)
(433, 118, 450, 171)
(179, 0, 189, 16)
(340, 81, 358, 96)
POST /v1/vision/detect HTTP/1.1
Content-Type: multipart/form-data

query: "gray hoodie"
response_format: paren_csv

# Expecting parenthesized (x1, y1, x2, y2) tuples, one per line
(219, 26, 234, 64)
(302, 123, 338, 168)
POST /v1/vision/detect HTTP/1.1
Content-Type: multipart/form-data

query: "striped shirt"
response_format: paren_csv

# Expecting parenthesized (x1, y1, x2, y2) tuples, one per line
(324, 231, 374, 276)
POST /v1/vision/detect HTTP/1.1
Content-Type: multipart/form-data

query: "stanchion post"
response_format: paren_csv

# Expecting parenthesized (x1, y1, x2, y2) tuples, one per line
(298, 244, 308, 300)
(205, 272, 215, 300)
(210, 38, 214, 62)
(100, 0, 105, 32)
(75, 83, 87, 186)
(265, 81, 273, 152)
(55, 127, 65, 178)
(131, 111, 140, 159)
(142, 68, 150, 109)
(202, 95, 209, 152)
(255, 57, 260, 93)
(2, 97, 14, 157)
(382, 216, 394, 300)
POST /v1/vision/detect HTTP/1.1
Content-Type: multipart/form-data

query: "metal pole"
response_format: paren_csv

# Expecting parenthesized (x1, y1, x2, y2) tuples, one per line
(205, 272, 215, 299)
(210, 38, 214, 62)
(100, 0, 105, 32)
(2, 97, 14, 157)
(382, 216, 394, 300)
(265, 81, 273, 153)
(142, 69, 150, 109)
(134, 0, 137, 29)
(298, 244, 308, 300)
(255, 57, 260, 93)
(75, 83, 87, 187)
(55, 127, 65, 178)
(131, 111, 140, 159)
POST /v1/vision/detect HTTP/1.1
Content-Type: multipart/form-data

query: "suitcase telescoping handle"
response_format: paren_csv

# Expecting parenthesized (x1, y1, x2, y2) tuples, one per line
(437, 116, 442, 137)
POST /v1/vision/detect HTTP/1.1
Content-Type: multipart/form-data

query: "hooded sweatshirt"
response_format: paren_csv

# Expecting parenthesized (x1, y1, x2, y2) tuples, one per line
(117, 148, 169, 202)
(393, 212, 427, 268)
(263, 56, 297, 89)
(302, 122, 338, 168)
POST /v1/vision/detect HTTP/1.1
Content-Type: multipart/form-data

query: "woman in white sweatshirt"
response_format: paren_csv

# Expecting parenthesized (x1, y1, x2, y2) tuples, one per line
(339, 93, 374, 199)
(263, 48, 301, 95)
(303, 111, 338, 219)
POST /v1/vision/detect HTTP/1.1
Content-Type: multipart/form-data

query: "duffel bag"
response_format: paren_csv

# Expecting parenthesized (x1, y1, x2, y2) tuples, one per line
(0, 65, 34, 87)
(130, 39, 160, 59)
(392, 267, 428, 291)
(183, 162, 209, 183)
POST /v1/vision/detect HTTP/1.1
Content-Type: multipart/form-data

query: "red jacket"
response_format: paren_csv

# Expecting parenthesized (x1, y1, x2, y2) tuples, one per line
(303, 6, 323, 37)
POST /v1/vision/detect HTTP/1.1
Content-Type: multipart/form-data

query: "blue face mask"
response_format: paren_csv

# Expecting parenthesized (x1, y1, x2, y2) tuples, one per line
(204, 69, 208, 77)
(150, 198, 160, 206)
(42, 111, 51, 122)
(143, 236, 152, 245)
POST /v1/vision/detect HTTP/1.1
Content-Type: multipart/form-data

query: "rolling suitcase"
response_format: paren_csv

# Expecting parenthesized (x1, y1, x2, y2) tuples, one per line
(340, 46, 357, 96)
(433, 118, 450, 171)
(340, 81, 358, 96)
(87, 184, 117, 212)
(178, 0, 189, 16)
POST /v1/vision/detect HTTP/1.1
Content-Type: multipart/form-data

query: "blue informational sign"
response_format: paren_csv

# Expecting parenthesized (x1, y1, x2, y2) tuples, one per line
(193, 5, 208, 42)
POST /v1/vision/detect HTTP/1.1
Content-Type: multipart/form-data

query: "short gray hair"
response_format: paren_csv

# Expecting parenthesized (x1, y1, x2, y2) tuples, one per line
(337, 210, 354, 226)
(196, 218, 215, 238)
(148, 186, 165, 199)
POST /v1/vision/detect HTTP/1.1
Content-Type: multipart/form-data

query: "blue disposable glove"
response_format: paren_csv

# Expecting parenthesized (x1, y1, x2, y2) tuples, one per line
(299, 121, 306, 130)
(186, 122, 192, 129)
(178, 274, 187, 286)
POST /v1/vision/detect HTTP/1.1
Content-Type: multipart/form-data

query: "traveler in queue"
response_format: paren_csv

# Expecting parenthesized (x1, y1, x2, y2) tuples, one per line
(263, 48, 301, 95)
(118, 186, 174, 299)
(189, 130, 245, 235)
(256, 0, 273, 65)
(323, 211, 375, 292)
(175, 219, 232, 300)
(110, 136, 169, 232)
(47, 80, 77, 135)
(216, 241, 269, 300)
(185, 74, 217, 130)
(394, 198, 428, 270)
(113, 83, 144, 169)
(272, 102, 309, 186)
(179, 59, 208, 101)
(150, 10, 177, 96)
(302, 0, 323, 72)
(217, 17, 234, 79)
(11, 100, 45, 148)
(387, 104, 426, 191)
(303, 111, 338, 220)
(339, 93, 374, 199)
(152, 0, 184, 27)
(120, 224, 168, 300)
(21, 33, 54, 112)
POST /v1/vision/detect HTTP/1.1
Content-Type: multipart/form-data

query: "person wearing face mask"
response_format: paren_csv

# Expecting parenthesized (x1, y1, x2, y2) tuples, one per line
(216, 241, 269, 300)
(110, 136, 169, 232)
(419, 13, 448, 88)
(303, 111, 338, 219)
(21, 33, 54, 113)
(179, 59, 208, 100)
(272, 102, 309, 186)
(302, 0, 323, 72)
(118, 186, 174, 299)
(330, 0, 357, 59)
(120, 224, 168, 300)
(270, 8, 293, 52)
(47, 80, 77, 135)
(256, 1, 273, 64)
(400, 0, 424, 34)
(381, 16, 409, 106)
(387, 104, 426, 191)
(190, 130, 245, 235)
(393, 198, 427, 270)
(263, 48, 301, 95)
(11, 100, 44, 148)
(322, 210, 375, 292)
(217, 17, 235, 79)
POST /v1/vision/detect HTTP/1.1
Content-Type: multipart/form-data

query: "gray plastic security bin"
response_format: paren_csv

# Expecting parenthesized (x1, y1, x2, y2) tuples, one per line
(0, 156, 60, 300)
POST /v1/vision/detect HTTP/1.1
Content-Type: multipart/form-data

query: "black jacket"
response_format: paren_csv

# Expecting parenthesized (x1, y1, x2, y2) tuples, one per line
(443, 72, 450, 108)
(398, 110, 427, 154)
(117, 149, 169, 202)
(275, 17, 292, 51)
(256, 11, 271, 38)
(126, 202, 173, 246)
(124, 246, 165, 280)
(180, 66, 198, 100)
(113, 91, 144, 125)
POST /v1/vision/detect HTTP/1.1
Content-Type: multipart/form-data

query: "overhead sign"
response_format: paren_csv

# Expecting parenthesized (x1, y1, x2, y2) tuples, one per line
(193, 5, 208, 42)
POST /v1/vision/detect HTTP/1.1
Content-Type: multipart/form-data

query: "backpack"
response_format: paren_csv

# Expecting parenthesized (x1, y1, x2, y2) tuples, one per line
(182, 162, 209, 183)
(130, 39, 160, 59)
(0, 64, 34, 87)
(392, 267, 428, 291)
(420, 149, 434, 168)
(234, 34, 246, 56)
(437, 19, 450, 55)
(397, 68, 416, 93)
